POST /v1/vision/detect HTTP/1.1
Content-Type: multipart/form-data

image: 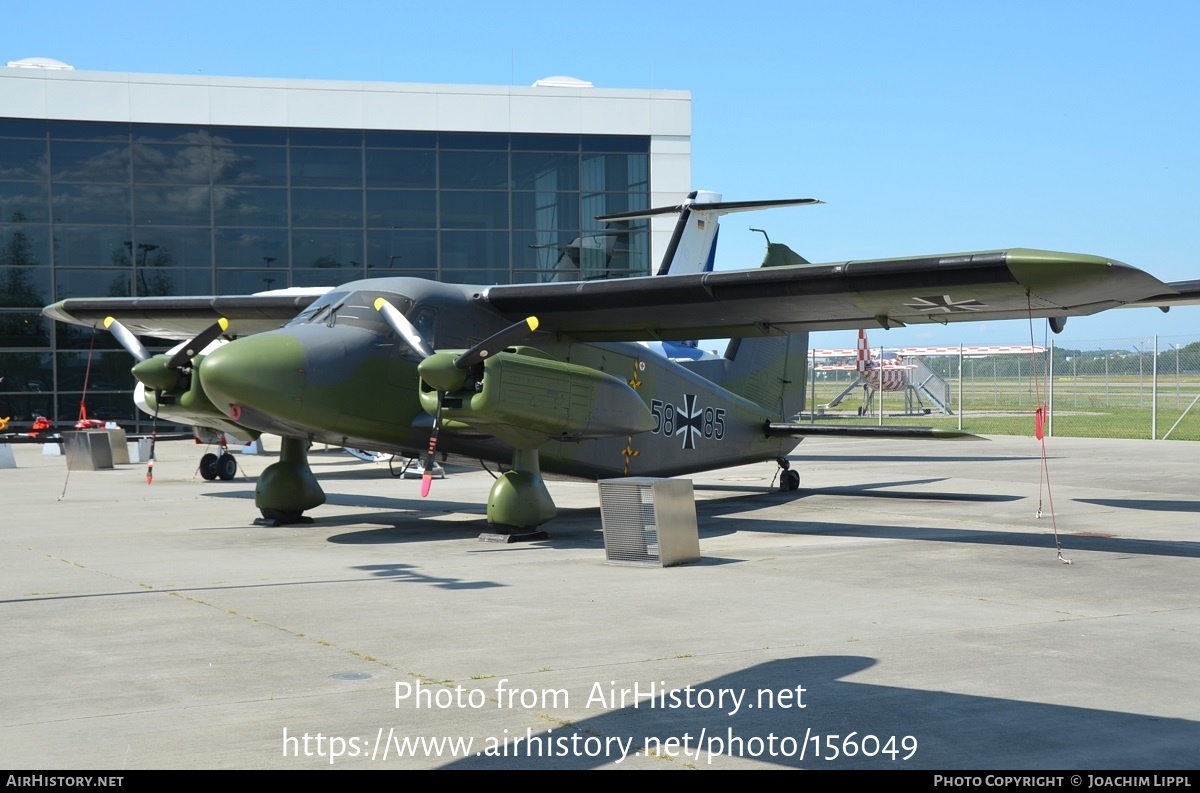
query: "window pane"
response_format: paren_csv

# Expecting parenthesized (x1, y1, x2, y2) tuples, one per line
(0, 183, 51, 223)
(440, 231, 508, 271)
(512, 134, 579, 152)
(439, 151, 507, 189)
(582, 135, 649, 153)
(51, 141, 131, 182)
(0, 225, 50, 267)
(366, 190, 435, 228)
(212, 145, 288, 186)
(133, 143, 213, 184)
(133, 228, 212, 268)
(133, 267, 212, 297)
(581, 153, 648, 193)
(57, 351, 138, 391)
(293, 230, 363, 269)
(217, 268, 288, 294)
(291, 147, 362, 187)
(290, 129, 362, 147)
(512, 152, 578, 191)
(215, 229, 288, 269)
(55, 268, 130, 300)
(133, 124, 211, 144)
(49, 121, 129, 141)
(512, 192, 579, 230)
(211, 126, 287, 146)
(364, 131, 436, 149)
(440, 191, 508, 230)
(291, 189, 363, 228)
(0, 267, 51, 307)
(366, 230, 436, 272)
(0, 311, 50, 347)
(0, 352, 53, 391)
(0, 140, 50, 180)
(213, 187, 287, 226)
(365, 149, 435, 188)
(53, 185, 132, 225)
(52, 227, 131, 269)
(135, 186, 211, 226)
(439, 132, 507, 150)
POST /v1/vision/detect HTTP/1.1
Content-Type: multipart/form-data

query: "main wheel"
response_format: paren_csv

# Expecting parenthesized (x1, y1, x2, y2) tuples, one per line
(199, 452, 219, 480)
(216, 453, 237, 481)
(781, 469, 800, 491)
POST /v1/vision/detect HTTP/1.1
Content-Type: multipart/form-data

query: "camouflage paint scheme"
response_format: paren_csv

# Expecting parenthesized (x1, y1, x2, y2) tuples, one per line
(44, 241, 1200, 529)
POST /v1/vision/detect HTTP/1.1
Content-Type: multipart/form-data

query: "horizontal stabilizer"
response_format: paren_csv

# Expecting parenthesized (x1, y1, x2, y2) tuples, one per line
(764, 422, 982, 441)
(597, 197, 821, 222)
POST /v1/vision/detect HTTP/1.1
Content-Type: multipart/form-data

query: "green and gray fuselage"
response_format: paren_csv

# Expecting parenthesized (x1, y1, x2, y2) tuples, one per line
(196, 277, 803, 482)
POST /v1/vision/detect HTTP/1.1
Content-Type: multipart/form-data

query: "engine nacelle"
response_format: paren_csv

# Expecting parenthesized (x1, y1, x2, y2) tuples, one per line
(419, 349, 653, 448)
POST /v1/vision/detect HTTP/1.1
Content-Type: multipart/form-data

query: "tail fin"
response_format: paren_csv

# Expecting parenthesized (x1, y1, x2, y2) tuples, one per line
(597, 192, 822, 276)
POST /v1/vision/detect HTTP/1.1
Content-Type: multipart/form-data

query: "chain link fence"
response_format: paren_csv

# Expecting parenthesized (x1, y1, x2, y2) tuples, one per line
(806, 335, 1200, 440)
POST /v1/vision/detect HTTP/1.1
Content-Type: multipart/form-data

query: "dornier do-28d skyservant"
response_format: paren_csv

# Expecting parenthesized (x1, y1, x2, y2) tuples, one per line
(43, 194, 1200, 534)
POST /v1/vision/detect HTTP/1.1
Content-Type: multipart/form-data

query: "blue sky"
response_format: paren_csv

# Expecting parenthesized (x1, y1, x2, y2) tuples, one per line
(6, 1, 1198, 349)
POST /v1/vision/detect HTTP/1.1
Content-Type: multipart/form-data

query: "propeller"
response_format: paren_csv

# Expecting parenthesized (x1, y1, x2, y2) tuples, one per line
(373, 298, 539, 497)
(104, 316, 230, 484)
(103, 317, 151, 363)
(167, 317, 230, 370)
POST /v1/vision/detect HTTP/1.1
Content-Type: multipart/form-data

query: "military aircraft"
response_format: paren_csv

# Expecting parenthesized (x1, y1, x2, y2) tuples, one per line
(42, 195, 1200, 534)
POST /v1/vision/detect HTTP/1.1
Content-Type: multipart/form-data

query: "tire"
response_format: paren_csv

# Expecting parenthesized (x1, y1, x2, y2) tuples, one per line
(781, 469, 800, 491)
(199, 452, 219, 480)
(216, 453, 237, 481)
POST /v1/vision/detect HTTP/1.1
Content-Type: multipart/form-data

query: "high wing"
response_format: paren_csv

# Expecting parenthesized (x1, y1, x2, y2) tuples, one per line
(479, 249, 1194, 341)
(42, 249, 1196, 343)
(43, 291, 324, 341)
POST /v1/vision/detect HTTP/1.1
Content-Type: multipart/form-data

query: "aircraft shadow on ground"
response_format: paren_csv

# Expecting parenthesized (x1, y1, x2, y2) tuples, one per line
(439, 655, 1200, 769)
(792, 454, 1046, 464)
(1074, 498, 1200, 513)
(203, 481, 1200, 559)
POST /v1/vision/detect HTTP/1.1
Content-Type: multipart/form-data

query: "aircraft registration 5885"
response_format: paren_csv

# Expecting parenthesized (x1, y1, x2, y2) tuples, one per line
(43, 194, 1200, 533)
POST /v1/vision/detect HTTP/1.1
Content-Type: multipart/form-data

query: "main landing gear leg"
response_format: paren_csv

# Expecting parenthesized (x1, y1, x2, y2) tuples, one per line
(776, 456, 800, 492)
(482, 448, 554, 542)
(255, 436, 326, 526)
(199, 434, 239, 481)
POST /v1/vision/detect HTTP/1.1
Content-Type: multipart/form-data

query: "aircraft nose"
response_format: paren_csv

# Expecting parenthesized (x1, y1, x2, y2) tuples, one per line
(199, 332, 308, 421)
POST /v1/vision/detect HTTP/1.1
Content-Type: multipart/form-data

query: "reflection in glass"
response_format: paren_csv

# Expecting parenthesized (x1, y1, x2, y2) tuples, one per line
(0, 311, 51, 347)
(0, 267, 50, 307)
(0, 139, 50, 180)
(291, 148, 363, 188)
(0, 352, 53, 391)
(440, 151, 507, 189)
(54, 268, 131, 300)
(293, 230, 363, 269)
(52, 184, 132, 225)
(512, 152, 578, 190)
(291, 189, 364, 228)
(366, 190, 436, 228)
(0, 225, 49, 268)
(214, 187, 287, 226)
(212, 145, 287, 186)
(215, 229, 288, 269)
(440, 191, 508, 230)
(51, 141, 131, 182)
(512, 192, 579, 230)
(0, 184, 51, 223)
(132, 143, 212, 184)
(135, 186, 211, 226)
(366, 230, 436, 271)
(365, 150, 435, 189)
(53, 227, 131, 269)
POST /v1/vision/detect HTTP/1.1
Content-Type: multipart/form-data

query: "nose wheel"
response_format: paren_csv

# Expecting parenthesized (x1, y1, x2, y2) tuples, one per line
(199, 435, 239, 481)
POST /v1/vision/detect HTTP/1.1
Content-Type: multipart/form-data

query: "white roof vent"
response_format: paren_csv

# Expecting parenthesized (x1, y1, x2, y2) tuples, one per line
(7, 57, 75, 70)
(532, 75, 593, 88)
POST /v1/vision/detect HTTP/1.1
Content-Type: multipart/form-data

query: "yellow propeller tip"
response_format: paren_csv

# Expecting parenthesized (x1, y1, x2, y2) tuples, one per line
(526, 316, 539, 332)
(103, 316, 115, 328)
(218, 317, 230, 332)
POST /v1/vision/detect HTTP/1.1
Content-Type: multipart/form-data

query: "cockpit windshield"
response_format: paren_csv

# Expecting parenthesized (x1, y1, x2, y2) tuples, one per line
(284, 289, 414, 336)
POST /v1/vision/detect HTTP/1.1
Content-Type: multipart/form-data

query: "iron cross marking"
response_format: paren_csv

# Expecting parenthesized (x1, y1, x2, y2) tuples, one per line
(675, 393, 704, 450)
(904, 295, 988, 313)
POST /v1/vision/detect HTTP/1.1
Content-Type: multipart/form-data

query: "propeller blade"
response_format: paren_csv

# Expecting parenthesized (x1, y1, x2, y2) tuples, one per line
(373, 297, 433, 358)
(454, 316, 539, 369)
(167, 318, 229, 370)
(421, 391, 444, 498)
(103, 317, 150, 363)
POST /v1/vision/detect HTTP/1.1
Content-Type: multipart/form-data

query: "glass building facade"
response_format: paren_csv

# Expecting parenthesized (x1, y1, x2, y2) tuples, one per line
(0, 118, 654, 426)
